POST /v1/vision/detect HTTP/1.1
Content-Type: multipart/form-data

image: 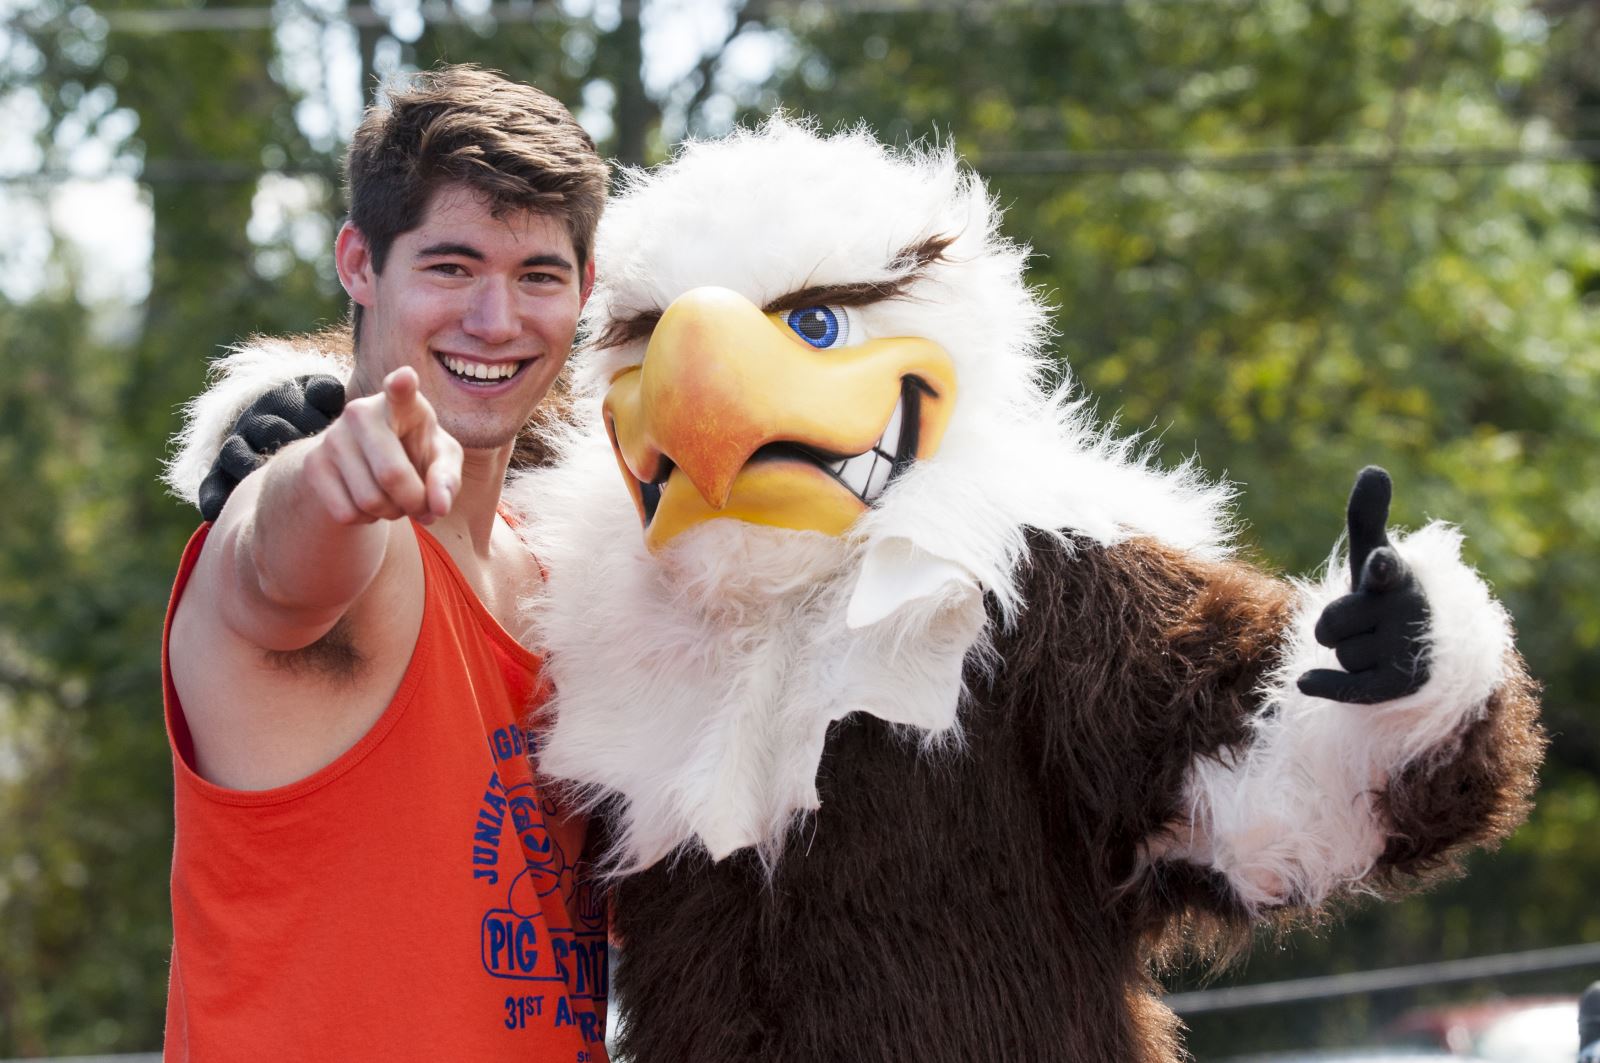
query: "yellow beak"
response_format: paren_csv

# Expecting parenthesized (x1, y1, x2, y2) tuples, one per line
(603, 286, 958, 550)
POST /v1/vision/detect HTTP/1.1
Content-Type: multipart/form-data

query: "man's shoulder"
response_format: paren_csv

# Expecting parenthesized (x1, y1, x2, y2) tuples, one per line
(167, 518, 426, 791)
(425, 513, 544, 631)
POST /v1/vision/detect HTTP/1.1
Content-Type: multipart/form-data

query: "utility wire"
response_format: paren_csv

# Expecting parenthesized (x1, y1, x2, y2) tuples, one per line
(96, 1, 562, 34)
(79, 0, 1248, 34)
(1166, 940, 1600, 1016)
(773, 0, 1251, 11)
(0, 162, 332, 185)
(3, 141, 1597, 186)
(975, 142, 1600, 174)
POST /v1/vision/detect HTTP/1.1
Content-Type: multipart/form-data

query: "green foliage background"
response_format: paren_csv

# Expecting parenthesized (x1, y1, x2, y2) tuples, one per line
(1, 0, 1597, 1055)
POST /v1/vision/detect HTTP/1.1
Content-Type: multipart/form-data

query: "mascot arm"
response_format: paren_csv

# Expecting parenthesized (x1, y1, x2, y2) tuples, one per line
(164, 337, 352, 516)
(1141, 469, 1542, 916)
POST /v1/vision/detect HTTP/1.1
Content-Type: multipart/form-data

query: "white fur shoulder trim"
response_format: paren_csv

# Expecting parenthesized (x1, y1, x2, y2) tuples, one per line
(504, 416, 988, 871)
(854, 387, 1237, 627)
(1159, 522, 1513, 911)
(163, 337, 351, 507)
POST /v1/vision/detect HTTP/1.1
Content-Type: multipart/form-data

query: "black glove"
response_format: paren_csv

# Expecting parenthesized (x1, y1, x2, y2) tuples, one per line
(1296, 466, 1432, 704)
(197, 374, 346, 522)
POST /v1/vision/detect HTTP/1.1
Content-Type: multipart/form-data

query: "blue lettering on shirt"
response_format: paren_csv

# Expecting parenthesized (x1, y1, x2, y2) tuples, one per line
(490, 726, 527, 763)
(469, 739, 609, 1052)
(472, 773, 512, 884)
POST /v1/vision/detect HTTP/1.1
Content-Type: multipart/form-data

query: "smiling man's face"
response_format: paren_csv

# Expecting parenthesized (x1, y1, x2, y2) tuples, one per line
(337, 182, 592, 450)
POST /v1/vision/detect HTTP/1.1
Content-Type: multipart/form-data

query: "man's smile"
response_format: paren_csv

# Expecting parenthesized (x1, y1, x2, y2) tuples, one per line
(434, 351, 534, 388)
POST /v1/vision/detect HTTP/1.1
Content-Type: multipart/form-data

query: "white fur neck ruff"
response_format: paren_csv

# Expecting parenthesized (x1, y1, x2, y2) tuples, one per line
(510, 393, 1234, 872)
(508, 443, 987, 869)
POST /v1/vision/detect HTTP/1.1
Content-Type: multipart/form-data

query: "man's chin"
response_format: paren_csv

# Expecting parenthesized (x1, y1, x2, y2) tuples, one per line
(436, 411, 529, 453)
(434, 366, 566, 454)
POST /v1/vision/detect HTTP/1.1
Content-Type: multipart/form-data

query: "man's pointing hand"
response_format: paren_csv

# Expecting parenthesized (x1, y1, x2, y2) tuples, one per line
(305, 368, 463, 526)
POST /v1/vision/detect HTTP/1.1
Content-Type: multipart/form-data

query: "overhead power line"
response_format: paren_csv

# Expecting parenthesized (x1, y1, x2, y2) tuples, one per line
(3, 141, 1597, 187)
(1166, 940, 1600, 1016)
(86, 0, 1249, 34)
(777, 0, 1250, 11)
(976, 141, 1600, 174)
(98, 1, 563, 33)
(0, 162, 333, 186)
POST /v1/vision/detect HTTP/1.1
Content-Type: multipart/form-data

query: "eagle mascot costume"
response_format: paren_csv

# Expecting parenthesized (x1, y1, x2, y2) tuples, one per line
(169, 120, 1543, 1062)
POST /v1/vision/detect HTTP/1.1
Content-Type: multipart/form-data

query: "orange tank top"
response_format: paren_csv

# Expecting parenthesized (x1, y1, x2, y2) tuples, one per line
(162, 522, 609, 1062)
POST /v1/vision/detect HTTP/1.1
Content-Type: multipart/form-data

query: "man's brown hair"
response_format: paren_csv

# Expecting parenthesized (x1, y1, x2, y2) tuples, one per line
(344, 65, 607, 337)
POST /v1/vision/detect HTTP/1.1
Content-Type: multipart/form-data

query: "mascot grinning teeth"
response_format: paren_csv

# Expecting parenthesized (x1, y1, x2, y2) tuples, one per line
(171, 119, 1544, 1062)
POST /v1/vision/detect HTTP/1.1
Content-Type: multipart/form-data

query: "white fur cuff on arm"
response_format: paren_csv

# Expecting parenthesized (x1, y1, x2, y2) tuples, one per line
(162, 338, 351, 507)
(1159, 522, 1514, 912)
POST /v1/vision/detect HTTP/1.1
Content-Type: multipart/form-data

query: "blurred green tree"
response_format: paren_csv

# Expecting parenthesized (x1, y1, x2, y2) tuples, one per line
(2, 0, 1597, 1054)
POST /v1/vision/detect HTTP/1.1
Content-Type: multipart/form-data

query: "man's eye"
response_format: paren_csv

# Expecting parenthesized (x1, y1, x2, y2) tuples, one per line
(784, 305, 850, 349)
(429, 262, 468, 276)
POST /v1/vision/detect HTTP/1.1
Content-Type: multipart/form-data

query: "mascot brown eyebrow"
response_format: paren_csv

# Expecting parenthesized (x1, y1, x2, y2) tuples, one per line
(172, 120, 1543, 1062)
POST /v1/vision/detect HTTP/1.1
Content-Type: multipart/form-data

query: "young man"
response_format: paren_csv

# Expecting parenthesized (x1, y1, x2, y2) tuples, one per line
(162, 67, 610, 1060)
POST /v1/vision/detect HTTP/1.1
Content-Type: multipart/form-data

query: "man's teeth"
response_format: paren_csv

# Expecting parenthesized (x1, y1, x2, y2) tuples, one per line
(441, 354, 521, 381)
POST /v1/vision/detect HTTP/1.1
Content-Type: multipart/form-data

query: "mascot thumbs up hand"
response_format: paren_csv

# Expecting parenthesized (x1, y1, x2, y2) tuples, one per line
(1298, 466, 1431, 705)
(1155, 464, 1538, 914)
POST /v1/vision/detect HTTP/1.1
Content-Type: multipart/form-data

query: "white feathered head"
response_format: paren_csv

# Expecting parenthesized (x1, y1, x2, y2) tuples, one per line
(583, 117, 1046, 563)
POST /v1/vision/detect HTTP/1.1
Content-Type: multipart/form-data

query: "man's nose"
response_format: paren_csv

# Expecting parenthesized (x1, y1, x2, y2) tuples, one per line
(461, 281, 522, 344)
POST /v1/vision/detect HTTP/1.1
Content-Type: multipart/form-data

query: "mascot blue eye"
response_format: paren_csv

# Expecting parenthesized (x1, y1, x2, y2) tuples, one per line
(785, 306, 848, 349)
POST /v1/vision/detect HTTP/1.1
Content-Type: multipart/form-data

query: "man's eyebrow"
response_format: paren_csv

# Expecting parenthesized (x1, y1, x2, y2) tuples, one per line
(590, 234, 955, 352)
(521, 253, 574, 271)
(416, 242, 485, 261)
(415, 243, 574, 272)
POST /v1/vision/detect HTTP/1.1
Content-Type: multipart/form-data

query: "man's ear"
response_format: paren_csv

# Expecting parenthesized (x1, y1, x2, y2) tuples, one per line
(335, 221, 378, 310)
(578, 256, 596, 308)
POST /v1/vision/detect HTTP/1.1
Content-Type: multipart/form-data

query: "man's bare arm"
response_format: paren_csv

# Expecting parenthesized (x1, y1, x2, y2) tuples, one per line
(210, 367, 463, 652)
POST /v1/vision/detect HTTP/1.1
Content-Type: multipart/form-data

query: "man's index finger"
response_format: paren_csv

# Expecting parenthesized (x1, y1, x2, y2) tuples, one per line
(380, 367, 430, 434)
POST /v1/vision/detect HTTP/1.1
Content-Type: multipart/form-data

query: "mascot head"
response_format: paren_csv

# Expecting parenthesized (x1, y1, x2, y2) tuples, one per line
(571, 119, 1091, 619)
(584, 119, 1043, 560)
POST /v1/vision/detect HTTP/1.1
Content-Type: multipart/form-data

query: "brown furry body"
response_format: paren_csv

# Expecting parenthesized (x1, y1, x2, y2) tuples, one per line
(604, 533, 1542, 1063)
